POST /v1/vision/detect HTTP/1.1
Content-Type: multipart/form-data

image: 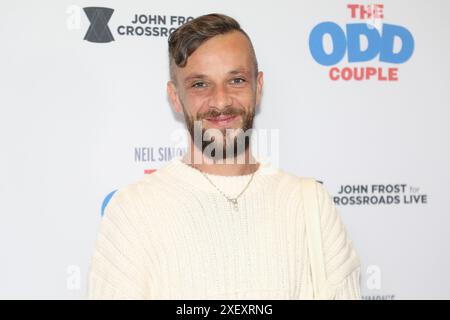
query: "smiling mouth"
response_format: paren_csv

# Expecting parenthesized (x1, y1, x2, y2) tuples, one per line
(204, 115, 238, 127)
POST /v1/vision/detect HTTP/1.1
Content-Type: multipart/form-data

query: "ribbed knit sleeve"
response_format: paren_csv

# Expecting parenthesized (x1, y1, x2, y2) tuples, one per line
(333, 267, 362, 299)
(88, 189, 151, 299)
(316, 181, 362, 300)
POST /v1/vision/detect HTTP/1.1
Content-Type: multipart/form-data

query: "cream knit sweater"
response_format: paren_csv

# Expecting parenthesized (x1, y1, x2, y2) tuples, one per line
(88, 156, 361, 299)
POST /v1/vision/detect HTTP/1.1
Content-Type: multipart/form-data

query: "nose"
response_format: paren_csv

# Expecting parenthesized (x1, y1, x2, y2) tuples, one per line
(208, 84, 232, 110)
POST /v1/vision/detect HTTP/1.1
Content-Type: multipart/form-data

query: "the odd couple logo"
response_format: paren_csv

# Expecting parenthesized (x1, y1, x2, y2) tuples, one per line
(309, 4, 414, 81)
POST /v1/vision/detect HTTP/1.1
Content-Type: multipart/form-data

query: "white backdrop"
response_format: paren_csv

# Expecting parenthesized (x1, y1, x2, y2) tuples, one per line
(1, 0, 449, 299)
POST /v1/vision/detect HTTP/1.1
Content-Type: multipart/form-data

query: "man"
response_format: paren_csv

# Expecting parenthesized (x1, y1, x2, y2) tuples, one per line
(88, 13, 362, 299)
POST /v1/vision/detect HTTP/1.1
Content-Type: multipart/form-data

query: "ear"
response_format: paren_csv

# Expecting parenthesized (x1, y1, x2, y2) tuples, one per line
(167, 80, 183, 114)
(255, 71, 264, 107)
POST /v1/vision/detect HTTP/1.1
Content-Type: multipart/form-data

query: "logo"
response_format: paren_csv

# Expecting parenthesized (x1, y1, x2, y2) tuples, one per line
(83, 7, 114, 43)
(333, 183, 427, 206)
(135, 146, 186, 163)
(101, 190, 117, 216)
(309, 4, 415, 81)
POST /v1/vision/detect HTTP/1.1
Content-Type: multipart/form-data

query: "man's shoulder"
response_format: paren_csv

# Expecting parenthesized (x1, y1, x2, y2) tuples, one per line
(261, 167, 323, 202)
(272, 166, 323, 188)
(102, 168, 171, 216)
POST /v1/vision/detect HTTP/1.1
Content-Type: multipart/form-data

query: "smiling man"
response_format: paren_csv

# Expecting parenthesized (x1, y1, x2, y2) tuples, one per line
(166, 15, 262, 174)
(88, 13, 362, 299)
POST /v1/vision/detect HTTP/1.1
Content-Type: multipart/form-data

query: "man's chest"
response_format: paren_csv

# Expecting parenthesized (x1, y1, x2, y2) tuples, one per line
(144, 197, 310, 299)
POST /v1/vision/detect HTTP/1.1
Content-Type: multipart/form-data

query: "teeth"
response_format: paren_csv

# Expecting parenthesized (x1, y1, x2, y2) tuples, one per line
(210, 115, 234, 121)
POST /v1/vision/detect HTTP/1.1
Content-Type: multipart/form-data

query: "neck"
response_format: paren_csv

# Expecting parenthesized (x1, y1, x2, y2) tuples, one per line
(181, 143, 260, 176)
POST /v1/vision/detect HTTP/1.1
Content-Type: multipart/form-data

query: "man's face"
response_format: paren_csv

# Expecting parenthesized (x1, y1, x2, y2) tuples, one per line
(167, 31, 264, 160)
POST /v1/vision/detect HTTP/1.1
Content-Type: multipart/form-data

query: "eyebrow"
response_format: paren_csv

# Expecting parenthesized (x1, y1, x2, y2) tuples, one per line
(228, 68, 251, 75)
(183, 74, 208, 84)
(183, 69, 251, 84)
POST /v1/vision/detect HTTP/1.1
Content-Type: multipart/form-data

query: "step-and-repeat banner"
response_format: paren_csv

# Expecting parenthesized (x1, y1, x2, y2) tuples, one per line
(1, 0, 449, 299)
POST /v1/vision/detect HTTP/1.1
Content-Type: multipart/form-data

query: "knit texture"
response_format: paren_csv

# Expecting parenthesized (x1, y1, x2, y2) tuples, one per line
(88, 156, 361, 299)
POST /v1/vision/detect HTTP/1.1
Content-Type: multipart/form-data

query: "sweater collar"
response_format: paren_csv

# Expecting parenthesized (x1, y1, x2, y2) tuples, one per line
(159, 155, 278, 194)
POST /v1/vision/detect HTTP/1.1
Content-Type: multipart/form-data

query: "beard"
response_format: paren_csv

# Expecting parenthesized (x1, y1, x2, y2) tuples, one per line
(182, 101, 255, 162)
